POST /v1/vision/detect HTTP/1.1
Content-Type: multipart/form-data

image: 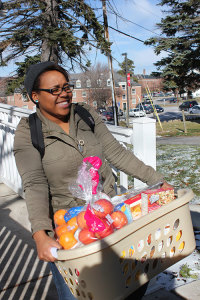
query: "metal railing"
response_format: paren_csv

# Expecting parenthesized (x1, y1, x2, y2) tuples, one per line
(0, 103, 156, 197)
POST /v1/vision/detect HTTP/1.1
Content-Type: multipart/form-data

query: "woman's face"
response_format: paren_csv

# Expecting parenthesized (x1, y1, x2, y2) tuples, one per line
(32, 70, 72, 123)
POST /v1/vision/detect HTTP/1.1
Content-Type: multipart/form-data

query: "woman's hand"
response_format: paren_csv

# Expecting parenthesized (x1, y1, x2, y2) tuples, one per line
(33, 230, 62, 262)
(161, 181, 173, 190)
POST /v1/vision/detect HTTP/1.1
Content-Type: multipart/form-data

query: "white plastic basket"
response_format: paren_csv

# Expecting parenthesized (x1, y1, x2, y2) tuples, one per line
(55, 189, 196, 300)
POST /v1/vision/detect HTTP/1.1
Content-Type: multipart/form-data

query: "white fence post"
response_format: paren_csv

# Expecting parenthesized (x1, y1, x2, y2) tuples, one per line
(0, 104, 31, 197)
(132, 117, 156, 189)
(107, 125, 133, 192)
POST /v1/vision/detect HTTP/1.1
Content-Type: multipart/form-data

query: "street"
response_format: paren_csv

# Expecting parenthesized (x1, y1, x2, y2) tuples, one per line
(116, 102, 183, 124)
(146, 103, 183, 122)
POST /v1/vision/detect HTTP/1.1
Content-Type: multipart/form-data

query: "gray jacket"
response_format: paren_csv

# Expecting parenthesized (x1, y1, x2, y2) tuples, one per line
(14, 103, 163, 234)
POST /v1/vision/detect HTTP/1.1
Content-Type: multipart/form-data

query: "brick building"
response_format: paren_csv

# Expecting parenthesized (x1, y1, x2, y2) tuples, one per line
(3, 73, 142, 112)
(69, 72, 142, 112)
(6, 93, 36, 110)
(136, 73, 164, 95)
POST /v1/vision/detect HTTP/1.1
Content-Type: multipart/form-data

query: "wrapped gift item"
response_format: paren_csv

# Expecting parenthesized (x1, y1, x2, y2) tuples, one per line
(141, 187, 174, 206)
(148, 202, 161, 212)
(124, 194, 142, 220)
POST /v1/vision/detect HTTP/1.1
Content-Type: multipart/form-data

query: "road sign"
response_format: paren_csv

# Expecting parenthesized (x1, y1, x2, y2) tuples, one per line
(127, 73, 131, 87)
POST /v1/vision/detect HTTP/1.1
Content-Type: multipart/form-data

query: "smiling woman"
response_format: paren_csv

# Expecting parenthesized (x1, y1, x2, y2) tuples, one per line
(23, 62, 73, 132)
(32, 71, 72, 131)
(13, 61, 172, 300)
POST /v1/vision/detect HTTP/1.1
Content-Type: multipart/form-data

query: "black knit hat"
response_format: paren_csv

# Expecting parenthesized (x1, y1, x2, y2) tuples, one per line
(24, 61, 56, 101)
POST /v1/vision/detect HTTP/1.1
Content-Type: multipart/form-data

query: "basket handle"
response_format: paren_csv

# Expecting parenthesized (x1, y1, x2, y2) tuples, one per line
(50, 247, 58, 259)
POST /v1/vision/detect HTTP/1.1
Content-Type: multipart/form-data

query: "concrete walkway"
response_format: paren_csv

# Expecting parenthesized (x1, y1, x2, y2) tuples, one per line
(0, 183, 58, 300)
(157, 136, 200, 145)
(0, 183, 199, 300)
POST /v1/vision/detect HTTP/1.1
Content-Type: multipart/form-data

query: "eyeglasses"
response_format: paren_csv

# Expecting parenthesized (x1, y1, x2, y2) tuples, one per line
(36, 84, 74, 95)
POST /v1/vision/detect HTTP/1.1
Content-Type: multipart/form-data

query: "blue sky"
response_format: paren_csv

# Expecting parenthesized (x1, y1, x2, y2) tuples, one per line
(0, 0, 167, 77)
(89, 0, 167, 75)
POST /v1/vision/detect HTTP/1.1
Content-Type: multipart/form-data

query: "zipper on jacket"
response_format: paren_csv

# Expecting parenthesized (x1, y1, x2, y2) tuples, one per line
(78, 139, 84, 153)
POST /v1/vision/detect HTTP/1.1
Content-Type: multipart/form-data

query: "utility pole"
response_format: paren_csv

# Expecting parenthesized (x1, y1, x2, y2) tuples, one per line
(122, 53, 129, 127)
(102, 0, 118, 126)
(0, 0, 6, 17)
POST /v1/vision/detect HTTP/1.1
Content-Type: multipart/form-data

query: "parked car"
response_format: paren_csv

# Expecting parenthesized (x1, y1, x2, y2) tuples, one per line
(136, 103, 154, 114)
(153, 92, 165, 97)
(168, 97, 178, 103)
(154, 104, 164, 113)
(97, 107, 106, 114)
(147, 104, 164, 113)
(117, 109, 123, 116)
(101, 111, 114, 121)
(165, 92, 174, 96)
(142, 99, 151, 104)
(179, 100, 198, 111)
(188, 105, 200, 114)
(107, 106, 123, 117)
(129, 108, 146, 117)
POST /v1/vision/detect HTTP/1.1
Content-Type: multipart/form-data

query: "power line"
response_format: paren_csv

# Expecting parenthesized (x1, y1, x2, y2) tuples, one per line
(91, 1, 161, 38)
(108, 25, 173, 55)
(109, 25, 145, 43)
(108, 10, 161, 37)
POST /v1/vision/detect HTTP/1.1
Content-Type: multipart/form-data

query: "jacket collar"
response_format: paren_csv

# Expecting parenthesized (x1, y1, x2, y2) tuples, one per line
(36, 104, 79, 138)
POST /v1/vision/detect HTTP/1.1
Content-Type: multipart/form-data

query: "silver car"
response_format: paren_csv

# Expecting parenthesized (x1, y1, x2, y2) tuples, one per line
(189, 105, 200, 114)
(129, 108, 146, 117)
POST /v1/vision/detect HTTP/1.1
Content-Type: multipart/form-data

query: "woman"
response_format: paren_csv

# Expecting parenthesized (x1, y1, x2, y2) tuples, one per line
(14, 61, 172, 300)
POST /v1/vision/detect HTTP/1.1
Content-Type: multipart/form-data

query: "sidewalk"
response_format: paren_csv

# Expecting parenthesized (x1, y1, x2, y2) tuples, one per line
(0, 183, 58, 300)
(156, 135, 200, 145)
(0, 183, 199, 300)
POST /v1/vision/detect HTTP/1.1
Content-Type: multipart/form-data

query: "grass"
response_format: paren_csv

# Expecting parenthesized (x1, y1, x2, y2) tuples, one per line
(179, 264, 198, 279)
(156, 119, 200, 137)
(156, 145, 200, 204)
(118, 105, 200, 137)
(126, 144, 200, 205)
(119, 118, 200, 137)
(118, 112, 200, 204)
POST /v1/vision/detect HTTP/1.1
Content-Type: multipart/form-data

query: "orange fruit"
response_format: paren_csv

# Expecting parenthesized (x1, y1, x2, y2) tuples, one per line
(59, 231, 78, 250)
(66, 216, 78, 233)
(55, 224, 70, 238)
(54, 209, 67, 226)
(110, 211, 128, 229)
(79, 228, 96, 245)
(76, 211, 88, 229)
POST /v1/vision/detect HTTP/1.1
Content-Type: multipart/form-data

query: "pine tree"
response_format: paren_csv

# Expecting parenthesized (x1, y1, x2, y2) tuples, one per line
(145, 0, 200, 95)
(117, 57, 135, 77)
(0, 0, 111, 71)
(6, 56, 41, 95)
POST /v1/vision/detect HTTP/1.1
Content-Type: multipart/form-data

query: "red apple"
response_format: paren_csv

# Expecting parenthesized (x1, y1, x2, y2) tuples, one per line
(110, 211, 128, 229)
(79, 228, 97, 245)
(92, 199, 114, 218)
(95, 218, 114, 239)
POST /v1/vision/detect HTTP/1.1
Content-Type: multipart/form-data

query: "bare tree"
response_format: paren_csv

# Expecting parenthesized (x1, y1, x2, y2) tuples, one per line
(84, 63, 112, 108)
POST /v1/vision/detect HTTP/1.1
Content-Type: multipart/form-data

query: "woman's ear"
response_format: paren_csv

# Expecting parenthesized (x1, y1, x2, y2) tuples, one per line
(32, 91, 39, 102)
